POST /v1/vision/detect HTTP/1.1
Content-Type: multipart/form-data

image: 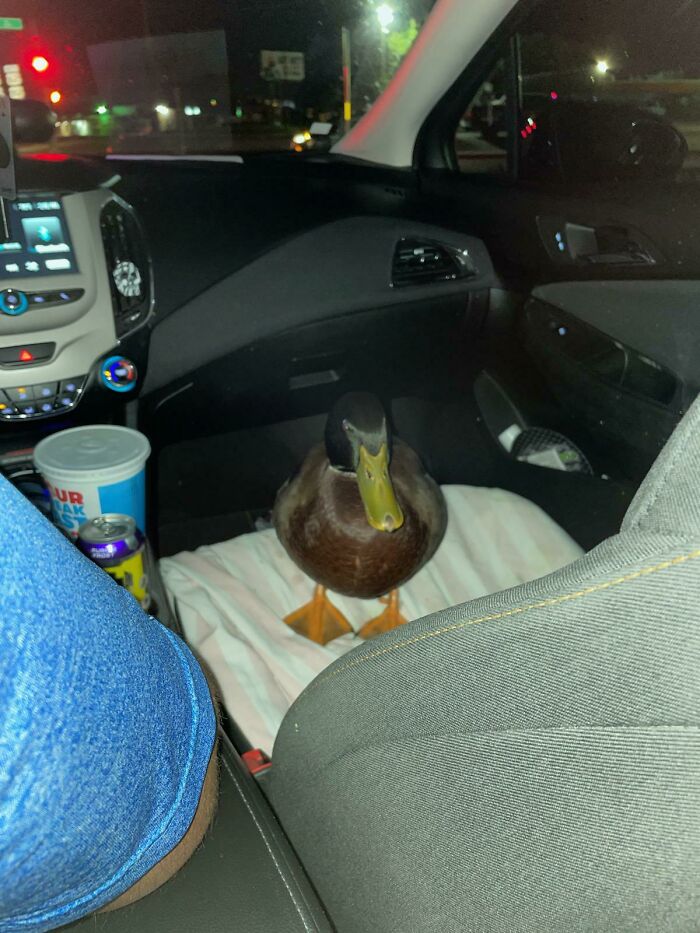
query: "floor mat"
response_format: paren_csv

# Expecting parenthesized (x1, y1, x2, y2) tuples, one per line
(161, 485, 582, 754)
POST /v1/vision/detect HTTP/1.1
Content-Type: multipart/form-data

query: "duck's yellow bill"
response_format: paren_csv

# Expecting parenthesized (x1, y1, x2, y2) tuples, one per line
(357, 443, 405, 533)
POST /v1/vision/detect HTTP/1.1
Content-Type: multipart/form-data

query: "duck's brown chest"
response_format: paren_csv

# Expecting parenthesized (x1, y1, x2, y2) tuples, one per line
(275, 444, 445, 598)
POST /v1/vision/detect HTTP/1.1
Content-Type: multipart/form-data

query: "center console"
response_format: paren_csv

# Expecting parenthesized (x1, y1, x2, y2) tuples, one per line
(0, 185, 152, 426)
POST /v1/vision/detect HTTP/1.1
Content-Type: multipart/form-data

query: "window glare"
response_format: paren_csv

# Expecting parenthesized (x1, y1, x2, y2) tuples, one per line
(10, 0, 436, 158)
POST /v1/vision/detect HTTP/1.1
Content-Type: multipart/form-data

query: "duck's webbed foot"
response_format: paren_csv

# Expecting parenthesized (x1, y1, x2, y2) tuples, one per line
(358, 590, 408, 640)
(284, 584, 353, 645)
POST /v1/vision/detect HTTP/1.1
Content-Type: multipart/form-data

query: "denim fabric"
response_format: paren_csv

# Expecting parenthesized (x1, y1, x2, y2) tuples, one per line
(0, 474, 216, 931)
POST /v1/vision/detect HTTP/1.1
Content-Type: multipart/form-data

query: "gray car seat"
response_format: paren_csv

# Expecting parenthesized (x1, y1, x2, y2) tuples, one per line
(269, 396, 700, 932)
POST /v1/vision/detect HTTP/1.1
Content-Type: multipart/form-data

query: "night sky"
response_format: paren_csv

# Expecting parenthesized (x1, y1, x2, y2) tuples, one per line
(2, 0, 700, 112)
(4, 0, 435, 109)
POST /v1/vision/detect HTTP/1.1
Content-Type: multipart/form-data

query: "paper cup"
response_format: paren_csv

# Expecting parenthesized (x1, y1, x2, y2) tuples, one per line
(34, 425, 151, 538)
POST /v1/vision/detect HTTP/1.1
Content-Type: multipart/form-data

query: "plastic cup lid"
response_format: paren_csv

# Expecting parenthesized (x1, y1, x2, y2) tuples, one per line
(34, 425, 151, 476)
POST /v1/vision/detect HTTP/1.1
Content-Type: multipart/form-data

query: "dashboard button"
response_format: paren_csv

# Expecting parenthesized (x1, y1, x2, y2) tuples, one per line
(56, 396, 74, 409)
(59, 376, 84, 396)
(0, 289, 28, 316)
(17, 402, 38, 417)
(38, 400, 54, 414)
(0, 399, 13, 414)
(28, 289, 85, 308)
(0, 343, 55, 366)
(6, 386, 34, 402)
(34, 382, 58, 399)
(45, 258, 71, 272)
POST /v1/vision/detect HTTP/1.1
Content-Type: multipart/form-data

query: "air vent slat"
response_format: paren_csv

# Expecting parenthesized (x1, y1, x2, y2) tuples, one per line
(391, 237, 476, 288)
(100, 199, 151, 339)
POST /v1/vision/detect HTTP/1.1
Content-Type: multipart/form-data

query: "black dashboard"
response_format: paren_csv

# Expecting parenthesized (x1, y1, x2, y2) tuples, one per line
(0, 159, 152, 433)
(3, 151, 699, 496)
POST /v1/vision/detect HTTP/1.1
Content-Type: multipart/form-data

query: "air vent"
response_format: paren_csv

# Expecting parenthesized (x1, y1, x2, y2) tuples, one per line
(391, 237, 476, 288)
(100, 198, 152, 339)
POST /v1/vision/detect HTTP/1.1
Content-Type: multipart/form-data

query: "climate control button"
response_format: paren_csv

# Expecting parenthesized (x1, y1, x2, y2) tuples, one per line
(0, 289, 28, 316)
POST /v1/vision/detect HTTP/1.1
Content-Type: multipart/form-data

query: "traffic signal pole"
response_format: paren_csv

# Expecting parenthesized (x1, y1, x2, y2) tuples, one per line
(341, 26, 352, 131)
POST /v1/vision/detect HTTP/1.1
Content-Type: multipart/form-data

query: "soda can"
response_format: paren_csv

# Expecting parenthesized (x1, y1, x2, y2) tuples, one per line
(78, 514, 151, 611)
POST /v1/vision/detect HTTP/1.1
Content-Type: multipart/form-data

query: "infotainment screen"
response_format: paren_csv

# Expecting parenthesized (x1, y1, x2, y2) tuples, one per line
(0, 198, 77, 278)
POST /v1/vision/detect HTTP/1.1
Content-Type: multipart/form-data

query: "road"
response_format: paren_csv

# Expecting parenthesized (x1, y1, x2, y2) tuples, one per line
(20, 121, 700, 175)
(20, 126, 293, 158)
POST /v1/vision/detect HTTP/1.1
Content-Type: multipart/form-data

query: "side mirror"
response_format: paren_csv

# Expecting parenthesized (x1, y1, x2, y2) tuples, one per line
(12, 99, 56, 145)
(520, 100, 688, 184)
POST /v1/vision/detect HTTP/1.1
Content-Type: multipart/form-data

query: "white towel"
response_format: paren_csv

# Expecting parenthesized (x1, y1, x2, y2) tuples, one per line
(160, 485, 582, 754)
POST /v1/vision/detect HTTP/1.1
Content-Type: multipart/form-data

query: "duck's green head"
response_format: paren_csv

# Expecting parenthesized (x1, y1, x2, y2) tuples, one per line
(325, 392, 405, 534)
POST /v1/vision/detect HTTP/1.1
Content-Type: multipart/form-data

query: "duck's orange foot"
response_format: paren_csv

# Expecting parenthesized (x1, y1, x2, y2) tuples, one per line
(358, 590, 408, 640)
(284, 584, 353, 645)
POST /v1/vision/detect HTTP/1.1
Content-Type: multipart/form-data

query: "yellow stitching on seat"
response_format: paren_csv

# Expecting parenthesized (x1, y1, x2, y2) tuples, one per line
(303, 548, 700, 697)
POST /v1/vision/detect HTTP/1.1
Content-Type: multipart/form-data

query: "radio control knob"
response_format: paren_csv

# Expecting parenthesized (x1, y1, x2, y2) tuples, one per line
(100, 356, 138, 393)
(0, 289, 28, 316)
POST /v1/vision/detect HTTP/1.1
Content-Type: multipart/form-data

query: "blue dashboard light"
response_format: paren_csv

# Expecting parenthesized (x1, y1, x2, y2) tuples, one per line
(100, 355, 138, 393)
(0, 289, 28, 316)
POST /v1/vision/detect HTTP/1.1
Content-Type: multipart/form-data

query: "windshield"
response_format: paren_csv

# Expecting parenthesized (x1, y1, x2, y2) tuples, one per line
(7, 1, 435, 158)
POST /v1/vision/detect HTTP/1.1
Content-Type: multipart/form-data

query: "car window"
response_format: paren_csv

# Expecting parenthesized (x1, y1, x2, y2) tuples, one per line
(456, 0, 700, 185)
(455, 58, 509, 176)
(7, 0, 435, 158)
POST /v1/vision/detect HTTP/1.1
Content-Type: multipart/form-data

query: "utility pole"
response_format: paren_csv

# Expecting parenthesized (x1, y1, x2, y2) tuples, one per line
(341, 26, 352, 132)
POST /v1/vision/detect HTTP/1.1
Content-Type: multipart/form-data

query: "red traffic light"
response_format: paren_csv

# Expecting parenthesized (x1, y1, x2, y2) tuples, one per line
(31, 55, 50, 74)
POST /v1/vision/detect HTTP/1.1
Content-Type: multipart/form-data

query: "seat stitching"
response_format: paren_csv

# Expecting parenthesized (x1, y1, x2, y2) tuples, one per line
(220, 753, 316, 933)
(301, 548, 700, 698)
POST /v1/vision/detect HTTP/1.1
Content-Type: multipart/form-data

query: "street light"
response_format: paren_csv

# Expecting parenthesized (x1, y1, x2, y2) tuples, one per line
(595, 59, 609, 75)
(376, 4, 395, 33)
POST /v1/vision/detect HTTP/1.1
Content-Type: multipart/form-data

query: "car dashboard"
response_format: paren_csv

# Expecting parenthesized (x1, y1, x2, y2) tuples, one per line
(0, 178, 152, 428)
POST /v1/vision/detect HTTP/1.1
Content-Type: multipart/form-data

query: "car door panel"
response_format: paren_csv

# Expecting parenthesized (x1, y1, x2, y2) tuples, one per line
(531, 281, 700, 393)
(418, 164, 700, 481)
(421, 171, 700, 282)
(523, 294, 685, 478)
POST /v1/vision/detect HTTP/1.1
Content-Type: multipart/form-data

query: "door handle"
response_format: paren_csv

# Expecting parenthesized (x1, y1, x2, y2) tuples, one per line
(579, 224, 656, 265)
(537, 216, 660, 265)
(582, 248, 655, 265)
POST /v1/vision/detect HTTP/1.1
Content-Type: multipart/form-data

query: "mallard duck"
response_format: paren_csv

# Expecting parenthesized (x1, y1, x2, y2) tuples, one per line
(273, 392, 447, 645)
